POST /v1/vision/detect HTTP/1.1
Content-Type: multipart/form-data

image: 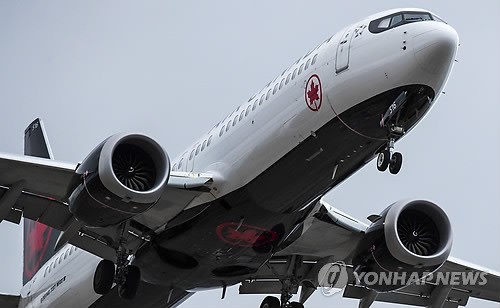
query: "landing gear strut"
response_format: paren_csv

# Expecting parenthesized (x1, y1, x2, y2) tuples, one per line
(115, 248, 141, 300)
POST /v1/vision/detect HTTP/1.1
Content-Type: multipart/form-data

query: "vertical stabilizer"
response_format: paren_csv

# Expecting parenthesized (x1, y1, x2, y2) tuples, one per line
(22, 119, 61, 285)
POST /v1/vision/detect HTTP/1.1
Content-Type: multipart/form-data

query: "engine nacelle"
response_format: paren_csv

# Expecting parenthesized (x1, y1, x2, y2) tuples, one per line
(68, 133, 170, 227)
(352, 200, 452, 292)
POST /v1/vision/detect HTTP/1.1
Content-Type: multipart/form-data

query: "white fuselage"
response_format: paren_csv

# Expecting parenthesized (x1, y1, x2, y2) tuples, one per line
(19, 8, 458, 308)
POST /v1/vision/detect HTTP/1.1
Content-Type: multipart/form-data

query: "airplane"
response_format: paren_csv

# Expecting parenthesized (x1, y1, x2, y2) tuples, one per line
(0, 7, 499, 308)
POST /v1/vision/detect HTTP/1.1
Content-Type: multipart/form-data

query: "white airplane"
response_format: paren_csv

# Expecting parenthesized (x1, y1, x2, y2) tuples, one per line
(0, 8, 498, 308)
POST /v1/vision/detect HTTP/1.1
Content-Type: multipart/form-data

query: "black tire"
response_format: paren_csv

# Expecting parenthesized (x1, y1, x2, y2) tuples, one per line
(260, 296, 280, 308)
(389, 152, 403, 174)
(93, 260, 115, 295)
(118, 265, 141, 300)
(289, 302, 304, 308)
(377, 150, 390, 172)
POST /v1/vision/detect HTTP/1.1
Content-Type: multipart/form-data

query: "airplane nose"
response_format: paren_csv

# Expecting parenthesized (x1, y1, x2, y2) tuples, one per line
(413, 25, 459, 75)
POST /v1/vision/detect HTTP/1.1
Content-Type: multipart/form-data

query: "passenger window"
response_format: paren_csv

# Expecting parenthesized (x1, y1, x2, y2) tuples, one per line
(226, 124, 230, 132)
(292, 68, 298, 80)
(298, 64, 304, 75)
(178, 158, 183, 169)
(311, 54, 318, 65)
(252, 100, 258, 110)
(305, 59, 311, 70)
(245, 106, 251, 116)
(220, 126, 225, 136)
(279, 78, 285, 90)
(201, 140, 207, 151)
(207, 135, 213, 146)
(239, 110, 244, 121)
(266, 88, 272, 100)
(259, 94, 264, 105)
(195, 144, 201, 155)
(273, 83, 278, 94)
(232, 116, 237, 127)
(189, 150, 194, 160)
(285, 73, 291, 85)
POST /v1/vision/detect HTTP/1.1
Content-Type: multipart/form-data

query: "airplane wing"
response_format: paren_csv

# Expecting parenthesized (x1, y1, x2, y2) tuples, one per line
(0, 152, 214, 260)
(0, 294, 20, 308)
(343, 257, 500, 308)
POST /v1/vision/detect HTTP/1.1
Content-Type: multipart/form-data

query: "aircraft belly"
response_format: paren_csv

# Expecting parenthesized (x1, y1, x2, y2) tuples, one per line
(133, 84, 435, 290)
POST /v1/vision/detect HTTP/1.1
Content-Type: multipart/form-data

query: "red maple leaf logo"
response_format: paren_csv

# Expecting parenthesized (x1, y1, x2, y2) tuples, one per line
(215, 223, 278, 247)
(307, 80, 320, 106)
(225, 227, 269, 244)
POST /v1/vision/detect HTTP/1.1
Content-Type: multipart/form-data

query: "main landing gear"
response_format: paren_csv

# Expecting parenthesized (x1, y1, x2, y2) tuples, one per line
(260, 296, 304, 308)
(93, 251, 141, 300)
(93, 224, 141, 300)
(93, 252, 141, 299)
(377, 137, 403, 175)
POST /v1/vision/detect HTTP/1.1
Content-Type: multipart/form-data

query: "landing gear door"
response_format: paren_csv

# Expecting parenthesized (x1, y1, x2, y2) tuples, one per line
(335, 28, 354, 73)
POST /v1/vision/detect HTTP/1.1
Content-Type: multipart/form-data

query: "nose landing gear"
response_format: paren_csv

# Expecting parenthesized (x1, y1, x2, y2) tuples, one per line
(377, 91, 408, 175)
(377, 137, 403, 175)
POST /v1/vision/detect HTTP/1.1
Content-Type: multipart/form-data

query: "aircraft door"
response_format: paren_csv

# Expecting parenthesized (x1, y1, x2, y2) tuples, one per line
(336, 27, 354, 73)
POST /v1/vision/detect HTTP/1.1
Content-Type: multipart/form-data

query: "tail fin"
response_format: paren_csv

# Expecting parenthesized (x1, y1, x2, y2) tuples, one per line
(23, 119, 61, 285)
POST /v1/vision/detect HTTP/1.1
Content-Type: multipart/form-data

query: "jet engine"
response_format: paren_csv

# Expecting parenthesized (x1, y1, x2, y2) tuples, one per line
(68, 133, 170, 227)
(352, 200, 452, 292)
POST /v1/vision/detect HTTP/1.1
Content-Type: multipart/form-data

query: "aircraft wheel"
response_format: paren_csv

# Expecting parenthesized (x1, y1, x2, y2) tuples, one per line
(93, 260, 115, 295)
(377, 150, 390, 172)
(289, 302, 304, 308)
(260, 296, 280, 308)
(118, 265, 141, 300)
(389, 152, 403, 174)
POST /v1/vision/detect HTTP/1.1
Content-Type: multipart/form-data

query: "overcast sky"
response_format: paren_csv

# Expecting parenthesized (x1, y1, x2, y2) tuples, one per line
(0, 1, 498, 308)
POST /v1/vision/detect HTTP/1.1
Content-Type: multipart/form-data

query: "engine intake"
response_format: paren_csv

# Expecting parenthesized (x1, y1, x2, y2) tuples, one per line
(352, 200, 452, 291)
(68, 133, 170, 227)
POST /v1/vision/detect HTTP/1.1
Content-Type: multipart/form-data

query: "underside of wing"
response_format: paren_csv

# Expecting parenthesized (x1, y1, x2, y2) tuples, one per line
(343, 258, 500, 308)
(0, 121, 214, 266)
(0, 294, 20, 308)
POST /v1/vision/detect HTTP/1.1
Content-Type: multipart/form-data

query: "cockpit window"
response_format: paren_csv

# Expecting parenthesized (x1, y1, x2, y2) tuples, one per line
(378, 17, 391, 29)
(432, 14, 447, 24)
(369, 11, 435, 34)
(403, 13, 432, 22)
(390, 15, 403, 27)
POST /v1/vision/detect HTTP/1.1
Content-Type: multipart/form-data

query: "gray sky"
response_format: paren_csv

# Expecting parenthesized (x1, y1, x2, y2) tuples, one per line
(0, 1, 498, 307)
